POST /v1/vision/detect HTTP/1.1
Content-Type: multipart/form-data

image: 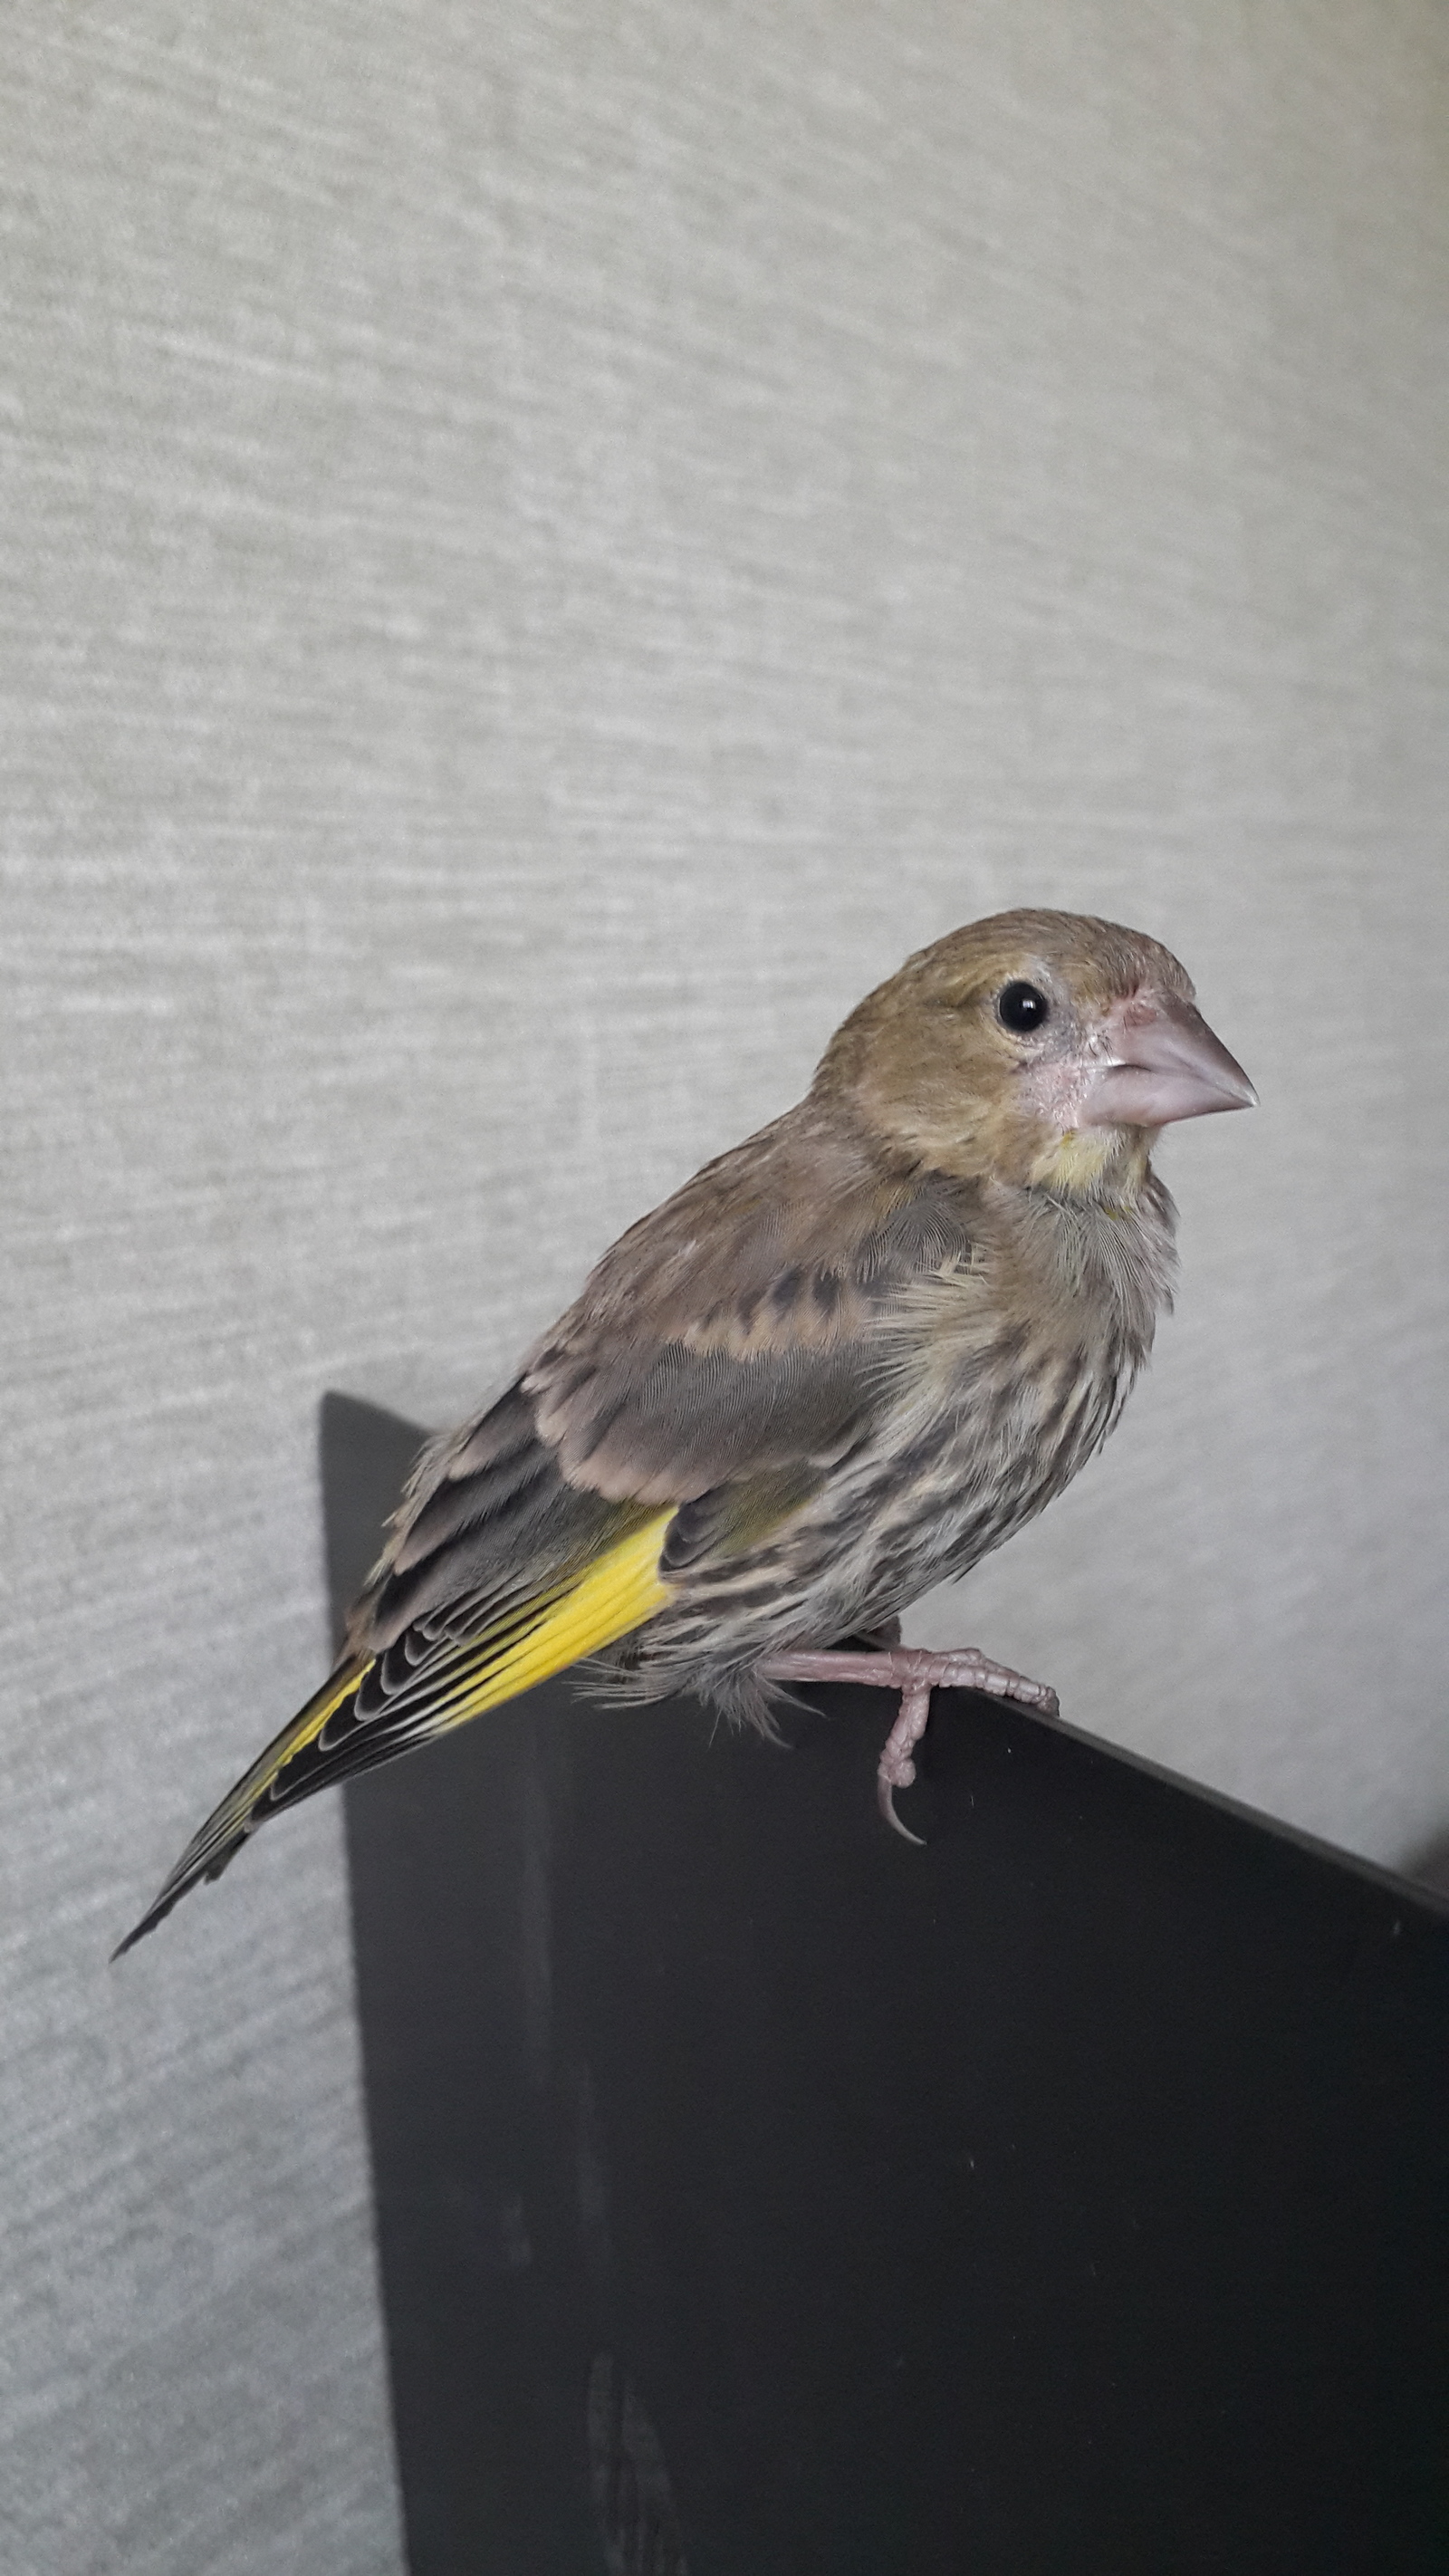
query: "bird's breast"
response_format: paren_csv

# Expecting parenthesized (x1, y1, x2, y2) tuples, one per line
(989, 1173, 1179, 1371)
(881, 1181, 1178, 1548)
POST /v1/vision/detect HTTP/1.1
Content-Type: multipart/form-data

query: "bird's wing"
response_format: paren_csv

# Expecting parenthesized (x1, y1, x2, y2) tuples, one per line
(367, 1109, 982, 1639)
(117, 1117, 981, 1951)
(514, 1110, 984, 1507)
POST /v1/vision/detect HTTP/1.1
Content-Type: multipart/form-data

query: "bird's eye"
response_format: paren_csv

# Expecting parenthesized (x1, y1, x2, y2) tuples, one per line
(997, 981, 1050, 1034)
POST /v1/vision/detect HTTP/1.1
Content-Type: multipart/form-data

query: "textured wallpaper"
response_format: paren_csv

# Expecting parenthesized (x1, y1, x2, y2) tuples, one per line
(3, 1, 1446, 2565)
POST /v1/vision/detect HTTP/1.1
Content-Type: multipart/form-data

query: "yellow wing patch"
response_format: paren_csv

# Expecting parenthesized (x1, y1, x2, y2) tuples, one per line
(437, 1507, 676, 1725)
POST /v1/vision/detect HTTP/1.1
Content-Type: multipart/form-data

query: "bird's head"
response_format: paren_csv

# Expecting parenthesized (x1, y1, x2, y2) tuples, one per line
(814, 908, 1256, 1198)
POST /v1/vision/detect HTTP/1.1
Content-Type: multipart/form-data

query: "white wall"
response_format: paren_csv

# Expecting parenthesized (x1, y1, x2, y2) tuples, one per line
(3, 2, 1445, 2563)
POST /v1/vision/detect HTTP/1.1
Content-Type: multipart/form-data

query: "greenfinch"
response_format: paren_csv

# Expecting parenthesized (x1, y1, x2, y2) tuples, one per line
(117, 908, 1253, 1951)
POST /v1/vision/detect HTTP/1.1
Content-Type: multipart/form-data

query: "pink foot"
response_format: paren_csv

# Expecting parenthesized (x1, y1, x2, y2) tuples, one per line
(758, 1646, 1060, 1844)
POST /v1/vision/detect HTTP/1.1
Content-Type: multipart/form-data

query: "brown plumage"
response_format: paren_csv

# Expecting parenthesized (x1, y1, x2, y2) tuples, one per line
(117, 908, 1254, 1951)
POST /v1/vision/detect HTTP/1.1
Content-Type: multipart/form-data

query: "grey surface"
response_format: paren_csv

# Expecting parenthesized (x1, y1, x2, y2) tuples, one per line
(2, 1, 1446, 2567)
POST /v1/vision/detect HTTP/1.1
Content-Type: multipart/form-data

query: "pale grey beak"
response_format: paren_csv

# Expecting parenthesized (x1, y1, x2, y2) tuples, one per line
(1079, 993, 1257, 1128)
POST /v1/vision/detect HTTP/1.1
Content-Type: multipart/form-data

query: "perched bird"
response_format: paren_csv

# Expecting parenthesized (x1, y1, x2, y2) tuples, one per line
(116, 908, 1254, 1953)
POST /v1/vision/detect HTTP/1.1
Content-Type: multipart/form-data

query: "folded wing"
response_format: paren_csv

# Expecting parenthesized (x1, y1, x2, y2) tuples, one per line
(117, 1112, 983, 1950)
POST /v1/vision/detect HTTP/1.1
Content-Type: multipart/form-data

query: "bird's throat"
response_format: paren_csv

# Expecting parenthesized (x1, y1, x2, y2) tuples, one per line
(1028, 1126, 1150, 1202)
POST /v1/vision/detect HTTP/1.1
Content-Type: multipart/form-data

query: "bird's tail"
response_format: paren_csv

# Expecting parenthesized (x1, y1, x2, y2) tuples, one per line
(113, 1505, 677, 1957)
(111, 1656, 372, 1957)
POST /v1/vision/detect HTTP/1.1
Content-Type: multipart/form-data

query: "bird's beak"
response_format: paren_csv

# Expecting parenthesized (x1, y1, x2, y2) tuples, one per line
(1079, 992, 1257, 1128)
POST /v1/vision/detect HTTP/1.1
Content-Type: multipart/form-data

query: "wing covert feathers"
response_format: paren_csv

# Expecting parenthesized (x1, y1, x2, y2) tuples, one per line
(114, 1510, 675, 1956)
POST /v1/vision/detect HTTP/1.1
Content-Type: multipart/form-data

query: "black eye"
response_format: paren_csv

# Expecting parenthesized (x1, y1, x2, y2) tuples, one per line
(997, 980, 1050, 1034)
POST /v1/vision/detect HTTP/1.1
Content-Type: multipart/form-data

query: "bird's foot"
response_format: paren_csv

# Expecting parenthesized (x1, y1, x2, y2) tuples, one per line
(758, 1645, 1059, 1845)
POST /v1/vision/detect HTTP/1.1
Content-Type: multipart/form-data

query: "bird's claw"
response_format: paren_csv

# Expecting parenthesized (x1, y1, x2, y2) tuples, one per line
(878, 1770, 926, 1846)
(761, 1643, 1060, 1848)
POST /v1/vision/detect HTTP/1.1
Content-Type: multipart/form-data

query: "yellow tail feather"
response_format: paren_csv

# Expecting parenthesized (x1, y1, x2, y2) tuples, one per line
(249, 1654, 371, 1805)
(114, 1510, 677, 1955)
(110, 1653, 370, 1956)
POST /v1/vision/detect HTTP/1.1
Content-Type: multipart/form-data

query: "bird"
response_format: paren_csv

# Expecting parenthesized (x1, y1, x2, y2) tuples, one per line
(115, 908, 1255, 1953)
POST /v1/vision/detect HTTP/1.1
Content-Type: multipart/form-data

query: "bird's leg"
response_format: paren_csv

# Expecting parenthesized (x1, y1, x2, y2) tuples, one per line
(758, 1645, 1060, 1845)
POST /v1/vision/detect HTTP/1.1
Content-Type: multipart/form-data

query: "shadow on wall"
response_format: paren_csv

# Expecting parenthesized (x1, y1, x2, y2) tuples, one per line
(1404, 1831, 1449, 1900)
